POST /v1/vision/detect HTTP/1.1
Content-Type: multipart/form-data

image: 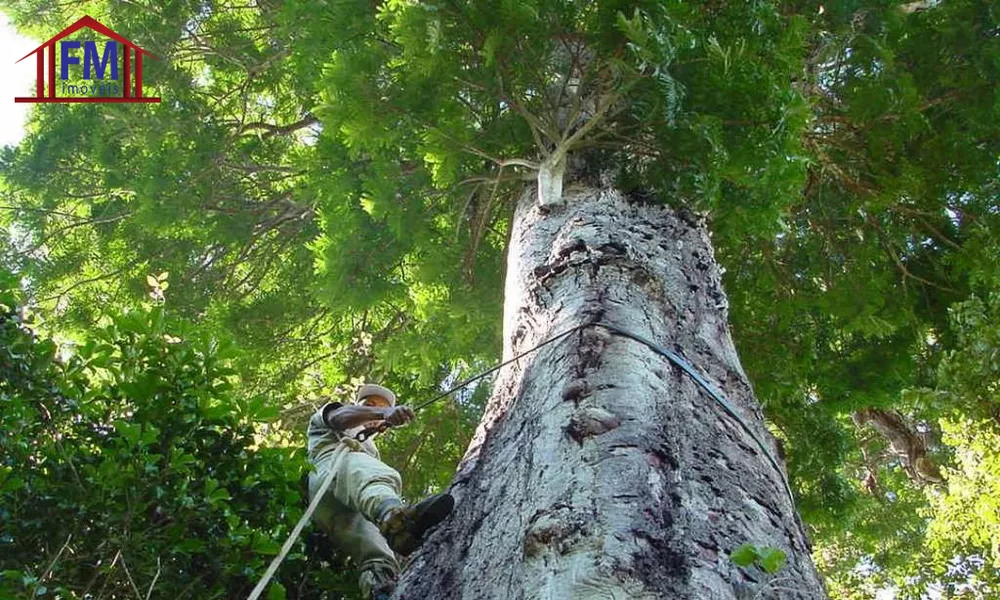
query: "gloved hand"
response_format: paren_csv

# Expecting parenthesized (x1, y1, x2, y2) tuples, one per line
(384, 405, 415, 427)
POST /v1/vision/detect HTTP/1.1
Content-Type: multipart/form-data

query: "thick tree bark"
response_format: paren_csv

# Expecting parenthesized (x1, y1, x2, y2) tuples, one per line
(394, 183, 826, 599)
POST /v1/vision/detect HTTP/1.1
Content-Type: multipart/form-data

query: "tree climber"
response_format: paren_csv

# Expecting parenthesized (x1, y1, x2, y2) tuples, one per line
(306, 384, 455, 600)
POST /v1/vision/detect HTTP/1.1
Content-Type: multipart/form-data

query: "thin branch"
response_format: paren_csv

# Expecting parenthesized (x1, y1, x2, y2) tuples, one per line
(888, 205, 964, 251)
(866, 214, 957, 293)
(237, 114, 319, 139)
(54, 437, 84, 489)
(562, 92, 621, 150)
(95, 549, 123, 600)
(456, 174, 526, 186)
(18, 212, 134, 258)
(455, 181, 483, 239)
(495, 67, 559, 148)
(915, 216, 963, 251)
(887, 245, 955, 292)
(41, 534, 73, 581)
(144, 557, 161, 600)
(175, 574, 206, 600)
(40, 267, 128, 304)
(460, 144, 539, 171)
(0, 205, 86, 219)
(119, 553, 143, 600)
(551, 36, 580, 119)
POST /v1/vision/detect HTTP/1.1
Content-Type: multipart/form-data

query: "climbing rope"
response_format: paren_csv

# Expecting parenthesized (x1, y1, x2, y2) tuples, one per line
(354, 324, 587, 441)
(247, 450, 335, 599)
(588, 322, 794, 506)
(375, 321, 791, 504)
(248, 321, 793, 599)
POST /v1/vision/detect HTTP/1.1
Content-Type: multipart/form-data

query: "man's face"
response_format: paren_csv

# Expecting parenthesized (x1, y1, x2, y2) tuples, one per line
(360, 395, 391, 409)
(360, 395, 391, 428)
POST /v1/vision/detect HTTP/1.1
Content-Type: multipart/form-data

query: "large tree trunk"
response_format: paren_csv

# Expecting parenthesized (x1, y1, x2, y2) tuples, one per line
(394, 183, 826, 599)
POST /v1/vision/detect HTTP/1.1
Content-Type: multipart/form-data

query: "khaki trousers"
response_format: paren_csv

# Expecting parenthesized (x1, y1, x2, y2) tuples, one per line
(308, 440, 402, 597)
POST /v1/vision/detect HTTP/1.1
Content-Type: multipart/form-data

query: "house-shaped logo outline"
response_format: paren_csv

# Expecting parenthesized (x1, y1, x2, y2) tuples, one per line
(14, 15, 161, 103)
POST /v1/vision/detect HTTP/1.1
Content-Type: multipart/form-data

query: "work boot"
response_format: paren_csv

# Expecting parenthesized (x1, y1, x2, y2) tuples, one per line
(379, 492, 455, 556)
(359, 566, 397, 600)
(369, 581, 395, 600)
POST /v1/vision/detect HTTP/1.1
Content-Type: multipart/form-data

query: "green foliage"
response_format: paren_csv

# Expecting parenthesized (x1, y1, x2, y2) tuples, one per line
(0, 0, 998, 597)
(0, 278, 349, 598)
(818, 248, 1000, 594)
(731, 543, 788, 575)
(919, 419, 1000, 595)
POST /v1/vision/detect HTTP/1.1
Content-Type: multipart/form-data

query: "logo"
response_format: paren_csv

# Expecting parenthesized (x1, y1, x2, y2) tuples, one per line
(14, 15, 160, 103)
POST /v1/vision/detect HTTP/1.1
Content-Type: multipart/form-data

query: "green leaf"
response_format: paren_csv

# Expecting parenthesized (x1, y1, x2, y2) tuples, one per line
(730, 543, 758, 567)
(209, 487, 232, 503)
(758, 547, 787, 574)
(251, 536, 281, 555)
(170, 451, 197, 470)
(113, 420, 141, 447)
(247, 396, 281, 422)
(266, 582, 287, 600)
(178, 539, 206, 553)
(201, 402, 230, 422)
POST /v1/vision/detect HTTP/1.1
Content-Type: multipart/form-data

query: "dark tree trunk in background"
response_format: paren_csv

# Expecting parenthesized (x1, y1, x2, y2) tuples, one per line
(394, 182, 826, 599)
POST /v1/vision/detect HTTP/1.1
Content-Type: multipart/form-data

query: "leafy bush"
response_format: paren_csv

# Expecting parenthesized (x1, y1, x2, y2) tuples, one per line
(0, 278, 352, 599)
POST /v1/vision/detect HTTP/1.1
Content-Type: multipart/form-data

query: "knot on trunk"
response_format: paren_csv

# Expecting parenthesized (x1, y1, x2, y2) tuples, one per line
(562, 378, 591, 403)
(578, 326, 612, 370)
(567, 407, 621, 443)
(523, 504, 594, 558)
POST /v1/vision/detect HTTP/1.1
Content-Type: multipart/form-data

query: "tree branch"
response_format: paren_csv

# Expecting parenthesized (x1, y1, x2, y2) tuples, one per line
(237, 114, 319, 139)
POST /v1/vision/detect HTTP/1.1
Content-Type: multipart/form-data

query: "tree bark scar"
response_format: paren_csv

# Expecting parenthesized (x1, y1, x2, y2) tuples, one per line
(523, 504, 594, 558)
(567, 407, 621, 444)
(561, 378, 590, 403)
(578, 326, 611, 371)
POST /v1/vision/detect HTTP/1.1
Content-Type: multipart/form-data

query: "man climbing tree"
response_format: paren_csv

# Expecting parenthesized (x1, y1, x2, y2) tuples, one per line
(1, 0, 997, 598)
(306, 384, 454, 600)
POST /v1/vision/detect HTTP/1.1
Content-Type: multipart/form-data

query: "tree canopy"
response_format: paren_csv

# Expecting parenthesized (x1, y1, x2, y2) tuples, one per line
(1, 0, 998, 597)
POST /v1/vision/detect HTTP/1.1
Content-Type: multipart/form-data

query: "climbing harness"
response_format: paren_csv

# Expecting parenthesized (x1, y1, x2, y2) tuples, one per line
(248, 321, 794, 599)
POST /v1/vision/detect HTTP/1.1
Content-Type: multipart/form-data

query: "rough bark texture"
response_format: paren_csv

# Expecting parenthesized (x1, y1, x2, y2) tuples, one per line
(394, 184, 826, 599)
